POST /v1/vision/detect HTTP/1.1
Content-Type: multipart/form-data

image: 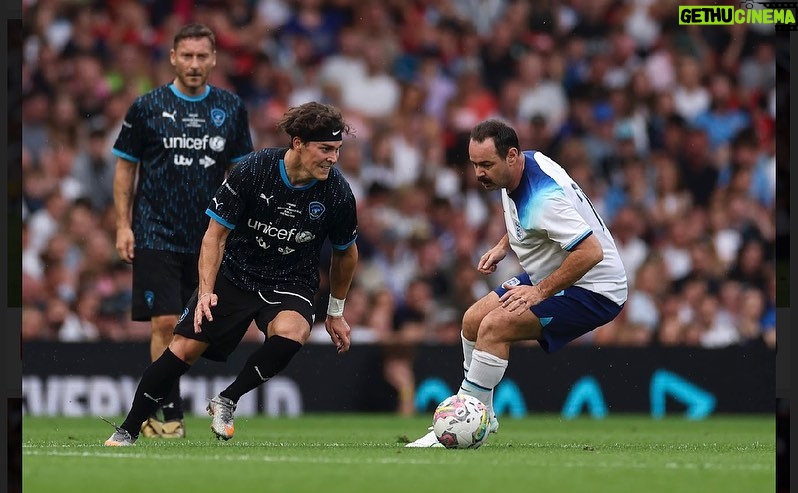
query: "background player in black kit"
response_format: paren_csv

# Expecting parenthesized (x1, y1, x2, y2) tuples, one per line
(104, 102, 358, 446)
(111, 23, 253, 439)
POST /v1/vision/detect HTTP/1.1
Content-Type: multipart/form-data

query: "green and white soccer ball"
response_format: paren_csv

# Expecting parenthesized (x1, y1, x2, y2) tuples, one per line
(432, 394, 490, 449)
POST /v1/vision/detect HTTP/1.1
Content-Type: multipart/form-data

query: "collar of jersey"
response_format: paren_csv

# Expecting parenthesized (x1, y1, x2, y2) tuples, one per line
(169, 83, 211, 101)
(279, 159, 318, 190)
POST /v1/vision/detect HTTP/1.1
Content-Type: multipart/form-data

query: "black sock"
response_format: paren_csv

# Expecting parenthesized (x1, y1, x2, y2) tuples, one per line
(220, 335, 302, 403)
(161, 378, 183, 422)
(121, 348, 191, 436)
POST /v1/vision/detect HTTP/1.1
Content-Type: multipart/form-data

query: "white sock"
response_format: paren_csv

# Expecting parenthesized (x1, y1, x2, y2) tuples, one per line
(461, 334, 496, 414)
(458, 349, 507, 417)
(461, 331, 475, 375)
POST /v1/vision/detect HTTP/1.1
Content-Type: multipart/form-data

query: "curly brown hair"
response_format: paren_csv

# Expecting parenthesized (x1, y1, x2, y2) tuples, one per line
(277, 102, 353, 143)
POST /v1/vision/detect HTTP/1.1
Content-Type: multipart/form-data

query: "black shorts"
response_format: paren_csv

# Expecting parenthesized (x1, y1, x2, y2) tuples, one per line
(131, 249, 199, 321)
(174, 273, 316, 362)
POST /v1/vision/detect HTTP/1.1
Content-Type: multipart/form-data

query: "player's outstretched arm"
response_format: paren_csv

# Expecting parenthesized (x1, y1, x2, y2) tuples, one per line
(325, 243, 358, 353)
(113, 158, 138, 263)
(194, 219, 231, 333)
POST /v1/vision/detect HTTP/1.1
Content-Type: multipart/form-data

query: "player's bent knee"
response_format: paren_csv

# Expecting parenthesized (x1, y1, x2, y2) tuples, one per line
(270, 323, 310, 344)
(169, 335, 208, 365)
(478, 309, 541, 344)
(462, 309, 481, 341)
(462, 294, 498, 341)
(151, 315, 179, 334)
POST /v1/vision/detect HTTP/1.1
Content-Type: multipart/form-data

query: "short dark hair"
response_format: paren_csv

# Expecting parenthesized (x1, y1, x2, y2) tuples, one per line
(277, 102, 353, 143)
(173, 23, 216, 51)
(469, 119, 520, 159)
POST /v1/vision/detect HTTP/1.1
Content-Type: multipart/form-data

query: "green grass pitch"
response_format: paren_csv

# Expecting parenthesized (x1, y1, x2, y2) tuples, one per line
(23, 414, 774, 493)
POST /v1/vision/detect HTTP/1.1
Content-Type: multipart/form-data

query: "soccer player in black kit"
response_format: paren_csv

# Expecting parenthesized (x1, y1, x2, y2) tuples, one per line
(112, 23, 253, 439)
(104, 102, 358, 446)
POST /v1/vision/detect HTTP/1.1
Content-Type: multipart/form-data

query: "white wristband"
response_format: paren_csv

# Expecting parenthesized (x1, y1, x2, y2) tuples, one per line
(327, 296, 345, 317)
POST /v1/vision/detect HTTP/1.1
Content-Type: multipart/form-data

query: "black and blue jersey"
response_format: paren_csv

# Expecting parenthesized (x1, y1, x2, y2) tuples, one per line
(112, 83, 253, 253)
(206, 148, 358, 293)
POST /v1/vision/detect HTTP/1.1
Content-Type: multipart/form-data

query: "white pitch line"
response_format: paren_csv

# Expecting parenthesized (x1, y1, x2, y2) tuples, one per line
(23, 449, 435, 465)
(22, 449, 774, 472)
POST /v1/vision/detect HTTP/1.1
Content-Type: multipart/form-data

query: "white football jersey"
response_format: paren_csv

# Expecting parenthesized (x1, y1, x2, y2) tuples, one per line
(500, 151, 628, 305)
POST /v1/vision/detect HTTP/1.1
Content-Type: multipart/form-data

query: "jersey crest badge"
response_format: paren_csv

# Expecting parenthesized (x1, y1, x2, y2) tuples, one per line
(211, 108, 226, 127)
(144, 290, 155, 309)
(308, 201, 325, 219)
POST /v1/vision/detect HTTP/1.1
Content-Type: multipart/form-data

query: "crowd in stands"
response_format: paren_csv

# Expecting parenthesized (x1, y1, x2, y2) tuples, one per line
(21, 0, 779, 353)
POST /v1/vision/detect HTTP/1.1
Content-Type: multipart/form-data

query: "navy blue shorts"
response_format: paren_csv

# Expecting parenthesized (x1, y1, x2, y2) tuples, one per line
(131, 249, 199, 321)
(174, 273, 315, 362)
(494, 272, 623, 353)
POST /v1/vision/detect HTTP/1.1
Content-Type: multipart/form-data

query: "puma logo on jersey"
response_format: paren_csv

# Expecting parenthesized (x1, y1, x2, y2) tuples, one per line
(259, 194, 273, 205)
(212, 197, 223, 208)
(162, 110, 177, 122)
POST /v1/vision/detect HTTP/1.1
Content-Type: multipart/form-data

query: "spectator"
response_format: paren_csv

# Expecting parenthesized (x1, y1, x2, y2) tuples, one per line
(647, 152, 691, 232)
(340, 37, 400, 120)
(694, 294, 740, 349)
(517, 51, 568, 135)
(70, 118, 116, 213)
(610, 205, 649, 288)
(624, 255, 667, 338)
(728, 238, 769, 292)
(717, 128, 774, 208)
(672, 55, 710, 121)
(56, 289, 101, 342)
(678, 126, 718, 209)
(691, 73, 750, 151)
(26, 188, 69, 258)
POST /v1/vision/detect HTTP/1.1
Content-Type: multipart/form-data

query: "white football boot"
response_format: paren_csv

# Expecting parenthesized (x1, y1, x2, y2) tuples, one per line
(404, 427, 444, 448)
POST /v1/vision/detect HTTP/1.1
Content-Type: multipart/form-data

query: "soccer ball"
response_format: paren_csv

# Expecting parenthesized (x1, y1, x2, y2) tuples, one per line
(432, 394, 490, 449)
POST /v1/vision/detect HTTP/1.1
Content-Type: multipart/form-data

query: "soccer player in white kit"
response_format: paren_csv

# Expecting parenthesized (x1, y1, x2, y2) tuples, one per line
(407, 119, 628, 447)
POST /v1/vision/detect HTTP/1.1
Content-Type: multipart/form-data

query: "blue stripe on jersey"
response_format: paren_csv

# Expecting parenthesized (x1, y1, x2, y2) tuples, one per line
(169, 84, 211, 101)
(564, 230, 593, 251)
(511, 152, 564, 229)
(206, 209, 236, 229)
(279, 160, 317, 189)
(111, 148, 139, 162)
(331, 237, 357, 250)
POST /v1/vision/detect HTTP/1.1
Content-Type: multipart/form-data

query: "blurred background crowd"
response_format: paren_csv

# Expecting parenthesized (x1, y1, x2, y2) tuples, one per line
(21, 0, 783, 359)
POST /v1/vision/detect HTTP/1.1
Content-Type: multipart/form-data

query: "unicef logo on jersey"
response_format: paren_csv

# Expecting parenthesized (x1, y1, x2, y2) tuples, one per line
(308, 201, 325, 220)
(209, 136, 226, 152)
(210, 108, 226, 127)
